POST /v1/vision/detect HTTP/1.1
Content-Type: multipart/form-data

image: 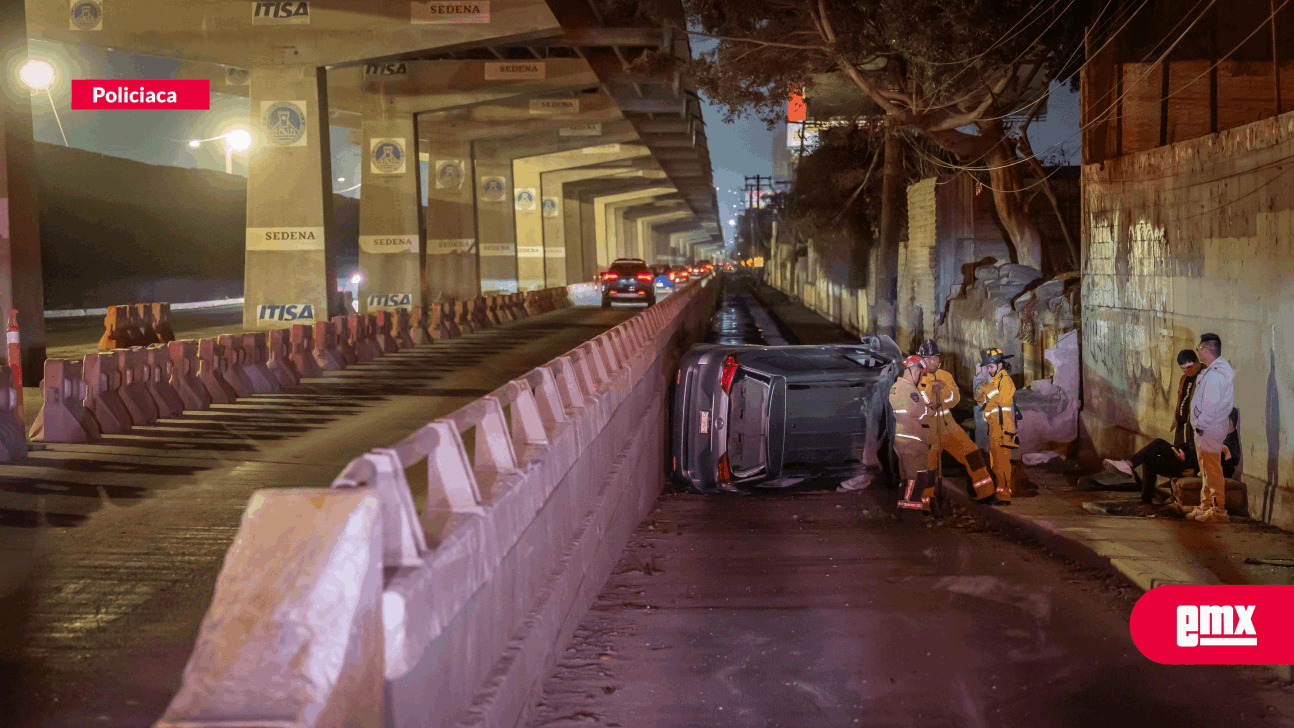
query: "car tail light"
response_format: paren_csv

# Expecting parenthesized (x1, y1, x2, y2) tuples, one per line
(717, 453, 731, 483)
(601, 272, 618, 281)
(720, 355, 738, 393)
(636, 272, 652, 283)
(669, 272, 676, 281)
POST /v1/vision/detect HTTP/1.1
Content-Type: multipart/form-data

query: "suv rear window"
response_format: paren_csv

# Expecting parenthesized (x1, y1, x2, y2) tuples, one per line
(727, 376, 769, 473)
(610, 262, 649, 276)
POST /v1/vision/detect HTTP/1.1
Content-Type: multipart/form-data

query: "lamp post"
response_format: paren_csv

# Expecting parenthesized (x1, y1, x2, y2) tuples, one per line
(19, 59, 67, 146)
(188, 127, 252, 174)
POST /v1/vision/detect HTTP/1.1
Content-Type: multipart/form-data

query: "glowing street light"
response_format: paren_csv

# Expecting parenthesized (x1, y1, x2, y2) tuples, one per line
(19, 58, 68, 146)
(187, 139, 200, 148)
(19, 60, 54, 91)
(337, 177, 345, 182)
(224, 128, 252, 152)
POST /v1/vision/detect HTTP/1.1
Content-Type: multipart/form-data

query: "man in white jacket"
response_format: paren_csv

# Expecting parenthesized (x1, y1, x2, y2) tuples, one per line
(1188, 333, 1235, 523)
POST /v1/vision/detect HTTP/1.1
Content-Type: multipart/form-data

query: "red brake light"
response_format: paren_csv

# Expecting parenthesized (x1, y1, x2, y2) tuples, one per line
(636, 272, 652, 283)
(717, 453, 731, 483)
(720, 355, 738, 393)
(669, 272, 676, 281)
(601, 272, 618, 281)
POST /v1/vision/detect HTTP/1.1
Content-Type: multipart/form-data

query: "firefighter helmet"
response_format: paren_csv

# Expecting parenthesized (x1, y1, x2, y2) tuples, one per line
(979, 347, 1015, 366)
(916, 339, 941, 357)
(902, 355, 925, 371)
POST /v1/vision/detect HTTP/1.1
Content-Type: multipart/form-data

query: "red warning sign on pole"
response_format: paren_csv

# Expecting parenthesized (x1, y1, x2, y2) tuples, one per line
(787, 92, 806, 123)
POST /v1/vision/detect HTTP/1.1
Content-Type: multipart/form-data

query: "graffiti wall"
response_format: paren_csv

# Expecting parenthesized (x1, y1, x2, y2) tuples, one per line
(1083, 111, 1294, 528)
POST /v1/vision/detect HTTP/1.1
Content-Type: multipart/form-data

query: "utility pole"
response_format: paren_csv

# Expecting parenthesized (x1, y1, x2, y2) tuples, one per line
(744, 174, 773, 256)
(877, 117, 902, 338)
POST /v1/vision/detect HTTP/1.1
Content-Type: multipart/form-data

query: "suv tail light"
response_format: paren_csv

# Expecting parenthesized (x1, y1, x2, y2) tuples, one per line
(636, 272, 653, 283)
(668, 272, 676, 281)
(601, 272, 618, 281)
(720, 355, 738, 393)
(717, 453, 731, 483)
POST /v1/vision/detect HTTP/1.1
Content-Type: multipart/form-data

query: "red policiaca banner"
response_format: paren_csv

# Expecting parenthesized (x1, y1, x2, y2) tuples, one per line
(71, 80, 210, 110)
(1130, 585, 1294, 665)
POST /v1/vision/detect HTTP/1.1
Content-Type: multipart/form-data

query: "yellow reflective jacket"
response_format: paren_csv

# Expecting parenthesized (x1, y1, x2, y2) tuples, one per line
(889, 374, 932, 440)
(917, 369, 960, 427)
(975, 369, 1017, 434)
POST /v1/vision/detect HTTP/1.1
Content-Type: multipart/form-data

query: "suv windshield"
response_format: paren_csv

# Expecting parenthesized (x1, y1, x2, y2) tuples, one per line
(727, 375, 769, 474)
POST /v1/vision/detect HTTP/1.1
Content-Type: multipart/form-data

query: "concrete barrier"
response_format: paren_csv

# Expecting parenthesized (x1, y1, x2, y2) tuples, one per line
(156, 278, 716, 728)
(30, 359, 98, 442)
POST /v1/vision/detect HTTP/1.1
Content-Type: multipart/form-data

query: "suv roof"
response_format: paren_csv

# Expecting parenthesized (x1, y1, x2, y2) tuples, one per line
(612, 258, 646, 264)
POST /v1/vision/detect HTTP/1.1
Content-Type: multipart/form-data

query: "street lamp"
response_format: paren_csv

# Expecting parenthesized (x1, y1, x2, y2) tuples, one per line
(19, 59, 68, 146)
(189, 127, 253, 174)
(350, 272, 363, 312)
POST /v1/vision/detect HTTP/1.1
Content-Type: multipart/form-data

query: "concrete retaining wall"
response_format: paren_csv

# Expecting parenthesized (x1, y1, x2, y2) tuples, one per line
(1082, 110, 1294, 529)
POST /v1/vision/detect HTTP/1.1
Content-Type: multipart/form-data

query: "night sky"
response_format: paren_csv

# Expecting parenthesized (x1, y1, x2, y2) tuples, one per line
(24, 38, 1080, 249)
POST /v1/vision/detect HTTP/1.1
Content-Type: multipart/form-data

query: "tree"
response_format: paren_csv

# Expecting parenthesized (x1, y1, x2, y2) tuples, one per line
(656, 0, 1096, 270)
(790, 122, 960, 281)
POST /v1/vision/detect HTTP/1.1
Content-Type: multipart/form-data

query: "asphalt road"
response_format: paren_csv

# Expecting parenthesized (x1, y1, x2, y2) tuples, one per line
(0, 303, 643, 728)
(528, 276, 1294, 728)
(527, 484, 1294, 728)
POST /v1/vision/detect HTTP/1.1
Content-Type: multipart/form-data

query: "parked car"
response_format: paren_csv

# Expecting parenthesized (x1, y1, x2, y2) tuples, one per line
(600, 258, 656, 308)
(652, 263, 676, 291)
(670, 336, 904, 493)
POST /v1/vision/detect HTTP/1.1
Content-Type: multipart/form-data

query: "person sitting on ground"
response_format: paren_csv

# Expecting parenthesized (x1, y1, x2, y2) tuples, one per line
(1104, 348, 1201, 503)
(1105, 408, 1239, 506)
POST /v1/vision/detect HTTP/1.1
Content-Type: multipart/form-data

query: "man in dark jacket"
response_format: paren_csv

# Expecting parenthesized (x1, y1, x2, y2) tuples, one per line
(1105, 349, 1216, 504)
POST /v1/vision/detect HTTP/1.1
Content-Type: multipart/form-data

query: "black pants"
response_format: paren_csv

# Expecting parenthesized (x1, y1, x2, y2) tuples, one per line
(1131, 438, 1193, 503)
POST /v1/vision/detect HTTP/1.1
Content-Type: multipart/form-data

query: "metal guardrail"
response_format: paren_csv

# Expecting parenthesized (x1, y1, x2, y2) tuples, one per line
(44, 297, 245, 319)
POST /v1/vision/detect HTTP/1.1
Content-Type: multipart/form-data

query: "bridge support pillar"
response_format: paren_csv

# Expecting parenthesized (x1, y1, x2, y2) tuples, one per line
(243, 66, 338, 330)
(424, 139, 478, 302)
(357, 116, 422, 316)
(0, 1, 47, 385)
(472, 143, 518, 294)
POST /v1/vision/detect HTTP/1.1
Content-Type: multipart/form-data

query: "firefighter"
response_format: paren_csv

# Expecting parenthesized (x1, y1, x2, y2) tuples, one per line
(915, 339, 997, 501)
(974, 348, 1019, 504)
(891, 355, 934, 511)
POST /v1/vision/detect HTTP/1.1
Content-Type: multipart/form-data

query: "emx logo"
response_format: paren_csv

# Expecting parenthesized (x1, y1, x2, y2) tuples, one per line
(1130, 585, 1294, 664)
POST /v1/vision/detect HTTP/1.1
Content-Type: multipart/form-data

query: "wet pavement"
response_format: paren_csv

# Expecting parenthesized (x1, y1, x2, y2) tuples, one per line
(528, 493, 1294, 727)
(528, 274, 1294, 727)
(0, 304, 642, 728)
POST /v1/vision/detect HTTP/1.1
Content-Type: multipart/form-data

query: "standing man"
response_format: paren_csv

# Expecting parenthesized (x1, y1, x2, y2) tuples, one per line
(915, 339, 997, 501)
(974, 348, 1018, 504)
(892, 355, 934, 511)
(1189, 333, 1235, 523)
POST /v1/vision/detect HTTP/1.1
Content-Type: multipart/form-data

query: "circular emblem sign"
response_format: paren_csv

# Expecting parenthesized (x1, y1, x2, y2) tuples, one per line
(481, 176, 506, 202)
(372, 140, 404, 173)
(70, 1, 101, 30)
(436, 160, 463, 189)
(263, 101, 306, 146)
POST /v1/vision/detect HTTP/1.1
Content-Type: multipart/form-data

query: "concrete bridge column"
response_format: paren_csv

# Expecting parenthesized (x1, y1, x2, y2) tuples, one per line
(471, 144, 518, 294)
(0, 0, 46, 384)
(511, 163, 545, 291)
(244, 66, 337, 329)
(357, 116, 421, 315)
(424, 140, 478, 302)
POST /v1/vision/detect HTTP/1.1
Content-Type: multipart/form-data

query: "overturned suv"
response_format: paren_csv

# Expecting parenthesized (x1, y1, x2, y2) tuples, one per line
(670, 335, 904, 493)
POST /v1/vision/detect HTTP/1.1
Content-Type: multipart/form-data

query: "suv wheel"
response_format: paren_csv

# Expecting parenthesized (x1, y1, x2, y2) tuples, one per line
(646, 295, 656, 306)
(601, 295, 611, 309)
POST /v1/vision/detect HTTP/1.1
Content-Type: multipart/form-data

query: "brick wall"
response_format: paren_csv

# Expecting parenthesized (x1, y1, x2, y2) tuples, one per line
(1083, 110, 1294, 529)
(897, 179, 937, 352)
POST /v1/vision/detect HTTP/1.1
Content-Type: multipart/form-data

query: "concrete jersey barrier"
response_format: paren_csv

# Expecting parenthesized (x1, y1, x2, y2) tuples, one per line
(154, 280, 716, 728)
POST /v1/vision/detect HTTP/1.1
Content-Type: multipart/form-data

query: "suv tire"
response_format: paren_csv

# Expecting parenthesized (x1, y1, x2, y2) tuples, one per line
(601, 295, 611, 309)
